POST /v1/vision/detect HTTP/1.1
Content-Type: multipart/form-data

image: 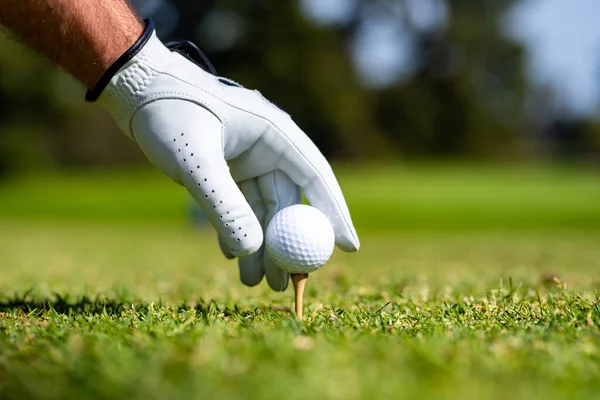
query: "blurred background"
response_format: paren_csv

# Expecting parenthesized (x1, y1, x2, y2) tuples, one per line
(1, 3, 600, 396)
(0, 0, 598, 231)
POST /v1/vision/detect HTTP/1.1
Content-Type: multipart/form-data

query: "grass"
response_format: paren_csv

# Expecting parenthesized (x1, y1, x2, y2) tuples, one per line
(0, 163, 598, 231)
(0, 164, 599, 399)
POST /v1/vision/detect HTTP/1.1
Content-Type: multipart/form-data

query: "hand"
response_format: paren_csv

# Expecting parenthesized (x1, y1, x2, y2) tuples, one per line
(87, 20, 360, 291)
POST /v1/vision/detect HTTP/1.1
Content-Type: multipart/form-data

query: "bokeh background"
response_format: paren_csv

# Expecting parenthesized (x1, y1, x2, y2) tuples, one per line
(0, 0, 598, 231)
(1, 4, 600, 398)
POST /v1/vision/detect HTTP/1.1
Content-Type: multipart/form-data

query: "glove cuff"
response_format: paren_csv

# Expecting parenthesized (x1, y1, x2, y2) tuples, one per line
(85, 18, 156, 102)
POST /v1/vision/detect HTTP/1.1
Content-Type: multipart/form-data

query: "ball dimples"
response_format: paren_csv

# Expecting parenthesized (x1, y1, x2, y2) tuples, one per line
(266, 205, 335, 274)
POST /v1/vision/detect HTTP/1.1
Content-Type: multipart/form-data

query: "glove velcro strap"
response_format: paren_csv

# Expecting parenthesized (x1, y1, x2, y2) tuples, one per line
(85, 19, 156, 102)
(166, 40, 217, 75)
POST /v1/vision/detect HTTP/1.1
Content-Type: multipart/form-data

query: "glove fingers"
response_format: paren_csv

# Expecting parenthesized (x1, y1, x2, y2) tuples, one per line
(236, 179, 267, 287)
(258, 171, 301, 292)
(272, 123, 360, 252)
(131, 100, 263, 257)
(217, 235, 235, 260)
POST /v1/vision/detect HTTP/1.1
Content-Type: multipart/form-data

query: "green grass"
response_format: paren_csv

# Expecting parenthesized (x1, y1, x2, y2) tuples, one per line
(0, 163, 598, 231)
(0, 164, 599, 399)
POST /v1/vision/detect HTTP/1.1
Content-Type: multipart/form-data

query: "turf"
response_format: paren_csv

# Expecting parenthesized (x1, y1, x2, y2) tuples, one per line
(0, 163, 598, 231)
(0, 164, 599, 399)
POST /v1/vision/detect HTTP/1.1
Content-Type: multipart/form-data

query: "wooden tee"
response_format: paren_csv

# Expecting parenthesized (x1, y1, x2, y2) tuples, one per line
(291, 273, 309, 320)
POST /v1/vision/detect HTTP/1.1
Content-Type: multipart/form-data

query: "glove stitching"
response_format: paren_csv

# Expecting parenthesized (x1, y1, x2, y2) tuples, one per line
(173, 132, 247, 245)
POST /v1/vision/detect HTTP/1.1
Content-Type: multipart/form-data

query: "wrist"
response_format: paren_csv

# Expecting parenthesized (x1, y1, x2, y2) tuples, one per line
(92, 21, 145, 88)
(86, 19, 154, 99)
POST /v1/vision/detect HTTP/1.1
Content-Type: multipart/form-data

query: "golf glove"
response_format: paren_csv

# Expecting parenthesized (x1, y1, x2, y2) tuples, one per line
(86, 19, 359, 291)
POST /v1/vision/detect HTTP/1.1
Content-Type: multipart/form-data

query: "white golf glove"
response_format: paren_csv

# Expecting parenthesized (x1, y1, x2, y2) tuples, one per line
(86, 20, 359, 291)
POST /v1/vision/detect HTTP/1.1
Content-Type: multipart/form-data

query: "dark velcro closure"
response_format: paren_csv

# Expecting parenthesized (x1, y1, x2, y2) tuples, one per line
(166, 40, 217, 75)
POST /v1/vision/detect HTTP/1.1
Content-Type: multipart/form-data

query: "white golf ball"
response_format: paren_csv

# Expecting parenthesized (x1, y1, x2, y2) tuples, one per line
(266, 204, 335, 274)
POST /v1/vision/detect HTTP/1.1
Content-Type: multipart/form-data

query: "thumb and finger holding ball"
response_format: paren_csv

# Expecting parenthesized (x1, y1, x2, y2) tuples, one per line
(220, 204, 335, 319)
(87, 19, 347, 318)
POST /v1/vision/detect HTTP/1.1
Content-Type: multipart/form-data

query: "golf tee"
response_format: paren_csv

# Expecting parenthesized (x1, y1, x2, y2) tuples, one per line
(291, 273, 309, 320)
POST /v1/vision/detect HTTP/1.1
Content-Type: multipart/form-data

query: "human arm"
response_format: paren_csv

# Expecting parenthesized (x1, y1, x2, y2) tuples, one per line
(0, 0, 143, 89)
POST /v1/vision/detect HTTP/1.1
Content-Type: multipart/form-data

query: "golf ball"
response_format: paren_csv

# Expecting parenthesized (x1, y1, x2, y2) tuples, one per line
(266, 204, 335, 274)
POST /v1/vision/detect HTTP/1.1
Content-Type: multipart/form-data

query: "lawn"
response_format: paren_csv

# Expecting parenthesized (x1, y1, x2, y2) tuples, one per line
(0, 164, 599, 399)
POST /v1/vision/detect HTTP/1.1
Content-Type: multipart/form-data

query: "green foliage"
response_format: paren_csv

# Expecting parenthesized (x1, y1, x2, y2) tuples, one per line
(2, 0, 597, 174)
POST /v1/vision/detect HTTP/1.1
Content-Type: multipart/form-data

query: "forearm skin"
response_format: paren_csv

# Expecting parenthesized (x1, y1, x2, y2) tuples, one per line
(0, 0, 144, 89)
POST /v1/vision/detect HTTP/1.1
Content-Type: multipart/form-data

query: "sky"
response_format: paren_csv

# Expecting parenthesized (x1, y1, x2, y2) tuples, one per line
(507, 0, 600, 116)
(301, 0, 600, 116)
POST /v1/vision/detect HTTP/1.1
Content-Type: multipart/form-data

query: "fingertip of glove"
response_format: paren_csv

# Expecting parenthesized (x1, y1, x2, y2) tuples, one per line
(238, 252, 265, 287)
(265, 269, 289, 292)
(240, 273, 263, 287)
(336, 235, 360, 252)
(218, 211, 264, 257)
(230, 235, 263, 257)
(263, 257, 290, 292)
(217, 235, 236, 260)
(267, 279, 289, 292)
